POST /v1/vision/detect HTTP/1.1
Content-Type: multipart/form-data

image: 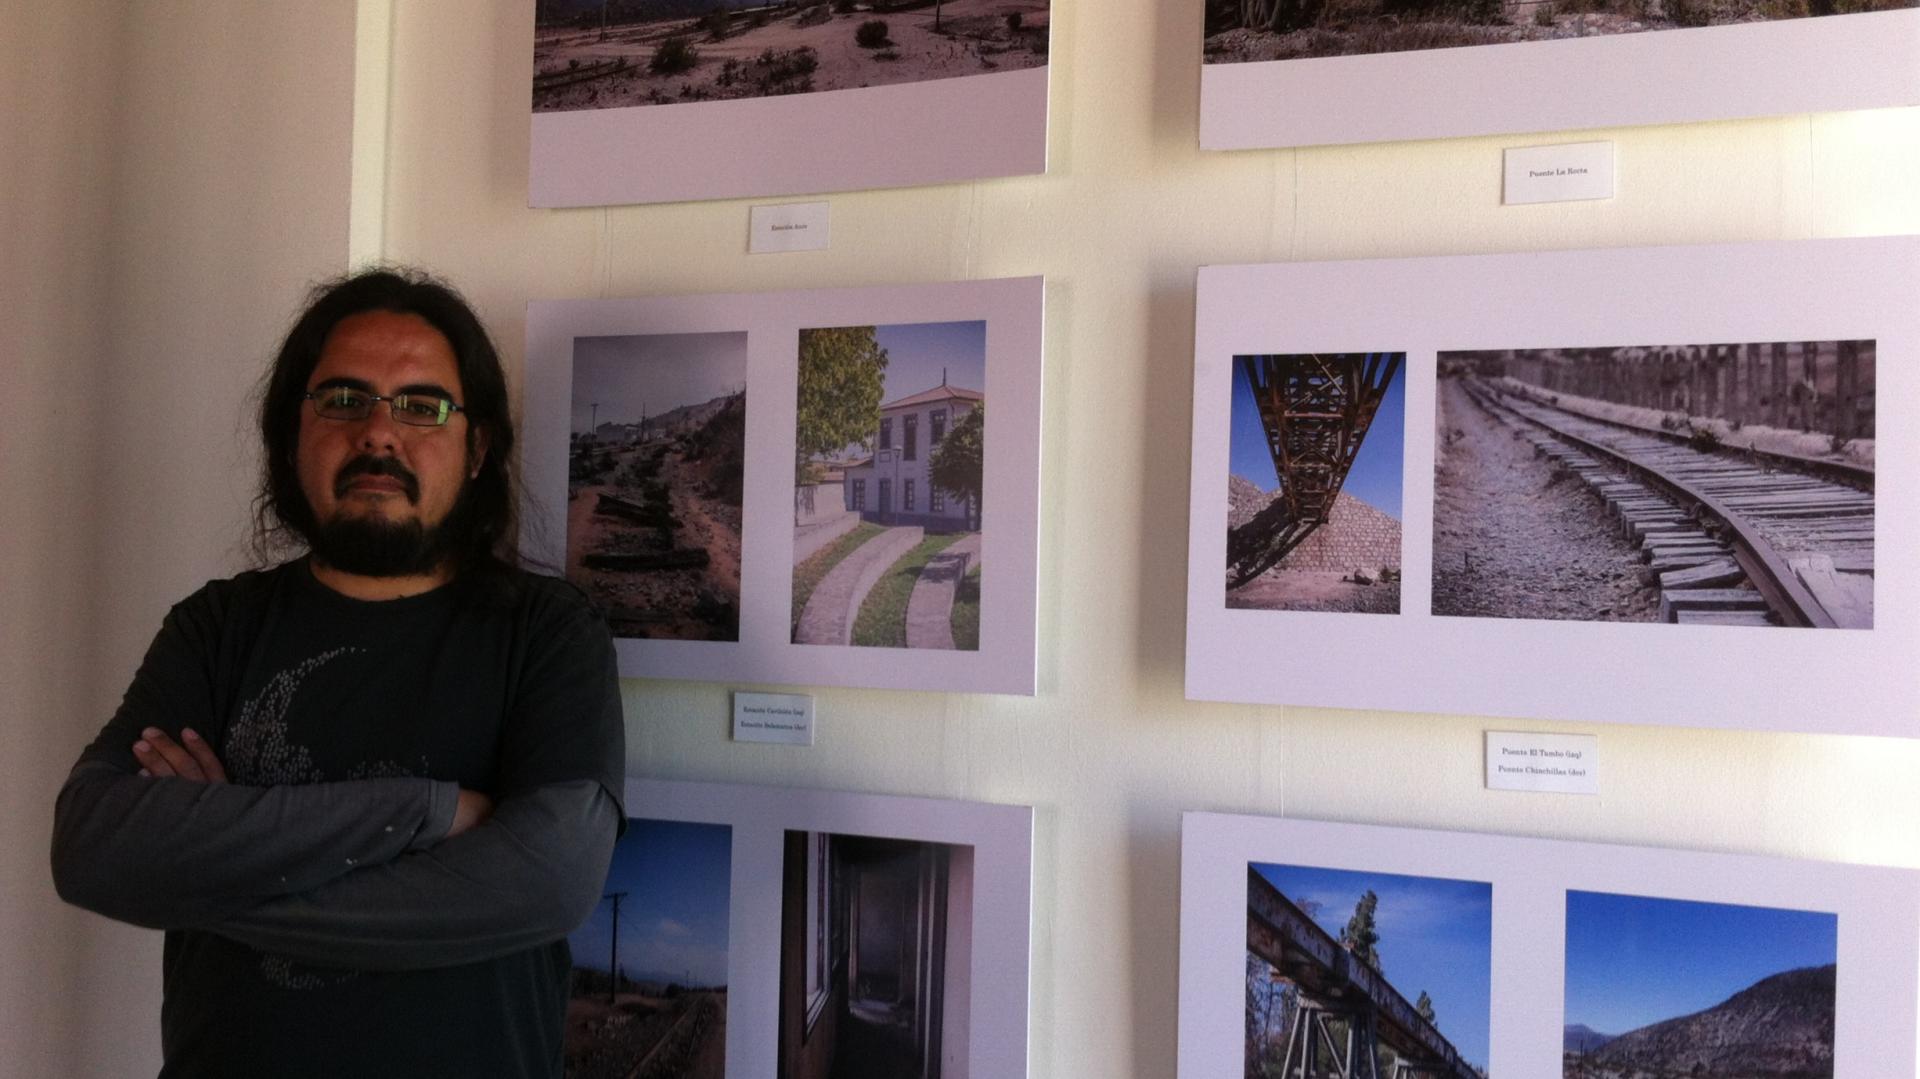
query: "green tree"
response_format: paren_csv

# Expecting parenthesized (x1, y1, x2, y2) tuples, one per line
(795, 326, 889, 483)
(1416, 989, 1436, 1025)
(929, 403, 984, 529)
(1339, 889, 1382, 973)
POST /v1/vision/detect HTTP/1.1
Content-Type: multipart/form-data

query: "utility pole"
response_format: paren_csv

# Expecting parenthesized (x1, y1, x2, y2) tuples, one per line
(604, 891, 628, 1005)
(590, 401, 599, 437)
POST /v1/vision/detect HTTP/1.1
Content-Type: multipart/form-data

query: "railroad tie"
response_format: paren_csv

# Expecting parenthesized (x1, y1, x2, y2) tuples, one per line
(1659, 588, 1772, 623)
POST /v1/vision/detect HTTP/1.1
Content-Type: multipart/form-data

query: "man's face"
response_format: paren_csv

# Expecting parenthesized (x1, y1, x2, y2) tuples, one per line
(295, 311, 485, 575)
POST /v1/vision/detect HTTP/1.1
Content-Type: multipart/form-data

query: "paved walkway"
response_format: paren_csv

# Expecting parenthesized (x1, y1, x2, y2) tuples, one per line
(793, 526, 923, 646)
(904, 534, 980, 650)
(792, 511, 860, 566)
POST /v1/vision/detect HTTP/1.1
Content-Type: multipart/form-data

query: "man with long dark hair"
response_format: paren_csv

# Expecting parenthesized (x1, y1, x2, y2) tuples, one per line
(51, 268, 625, 1077)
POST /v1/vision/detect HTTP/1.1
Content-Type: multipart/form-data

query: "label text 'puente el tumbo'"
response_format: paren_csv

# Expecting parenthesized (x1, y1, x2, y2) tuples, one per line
(1229, 353, 1402, 588)
(1247, 868, 1480, 1079)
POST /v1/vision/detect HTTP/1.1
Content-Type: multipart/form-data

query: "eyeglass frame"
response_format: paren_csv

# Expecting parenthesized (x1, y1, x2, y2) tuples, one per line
(301, 387, 467, 428)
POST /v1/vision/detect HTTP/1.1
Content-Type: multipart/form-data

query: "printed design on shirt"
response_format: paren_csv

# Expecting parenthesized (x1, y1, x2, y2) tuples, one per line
(224, 647, 434, 991)
(224, 648, 353, 786)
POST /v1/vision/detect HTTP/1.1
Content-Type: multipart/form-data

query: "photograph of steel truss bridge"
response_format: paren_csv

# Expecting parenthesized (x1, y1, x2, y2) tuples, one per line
(1227, 352, 1406, 614)
(1246, 862, 1490, 1079)
(1563, 891, 1837, 1079)
(1433, 341, 1875, 629)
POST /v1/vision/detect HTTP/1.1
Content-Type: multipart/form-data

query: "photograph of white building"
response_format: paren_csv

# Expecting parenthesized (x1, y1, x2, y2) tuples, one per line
(792, 320, 987, 651)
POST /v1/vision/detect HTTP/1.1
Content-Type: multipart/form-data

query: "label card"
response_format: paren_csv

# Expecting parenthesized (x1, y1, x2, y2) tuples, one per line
(1485, 730, 1599, 794)
(1502, 141, 1614, 205)
(748, 201, 831, 254)
(732, 691, 815, 745)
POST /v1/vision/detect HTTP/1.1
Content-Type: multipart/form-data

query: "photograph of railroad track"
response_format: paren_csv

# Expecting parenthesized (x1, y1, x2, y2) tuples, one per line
(779, 830, 978, 1079)
(1433, 341, 1874, 629)
(567, 332, 747, 641)
(566, 818, 732, 1079)
(1226, 352, 1406, 614)
(792, 320, 986, 651)
(1562, 891, 1837, 1079)
(1246, 862, 1491, 1079)
(1203, 0, 1914, 65)
(533, 0, 1049, 112)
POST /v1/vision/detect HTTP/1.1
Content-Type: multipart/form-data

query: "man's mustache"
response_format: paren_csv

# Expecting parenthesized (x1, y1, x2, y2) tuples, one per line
(334, 456, 421, 503)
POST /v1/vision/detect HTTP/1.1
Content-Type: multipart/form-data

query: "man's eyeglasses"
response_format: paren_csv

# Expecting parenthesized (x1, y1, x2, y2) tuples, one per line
(303, 387, 465, 427)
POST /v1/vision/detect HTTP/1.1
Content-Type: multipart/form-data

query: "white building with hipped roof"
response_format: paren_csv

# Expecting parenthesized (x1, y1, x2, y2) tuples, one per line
(842, 376, 982, 532)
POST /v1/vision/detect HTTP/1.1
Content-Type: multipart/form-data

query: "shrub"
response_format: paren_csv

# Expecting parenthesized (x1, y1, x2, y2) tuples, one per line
(855, 19, 891, 46)
(1663, 0, 1714, 25)
(649, 35, 699, 74)
(834, 0, 858, 11)
(1687, 426, 1722, 452)
(1534, 3, 1557, 23)
(1005, 11, 1023, 29)
(700, 9, 731, 39)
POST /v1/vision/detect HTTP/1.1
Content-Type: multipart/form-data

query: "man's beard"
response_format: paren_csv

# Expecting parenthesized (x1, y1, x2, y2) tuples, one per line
(308, 456, 473, 578)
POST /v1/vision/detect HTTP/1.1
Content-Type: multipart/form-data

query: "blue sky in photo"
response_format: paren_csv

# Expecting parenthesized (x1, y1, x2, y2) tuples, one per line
(571, 331, 748, 433)
(568, 818, 732, 986)
(1252, 862, 1491, 1070)
(1228, 354, 1406, 519)
(1564, 891, 1837, 1037)
(870, 320, 987, 403)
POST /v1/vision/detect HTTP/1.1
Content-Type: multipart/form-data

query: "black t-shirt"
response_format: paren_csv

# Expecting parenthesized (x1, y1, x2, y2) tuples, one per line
(79, 561, 625, 1079)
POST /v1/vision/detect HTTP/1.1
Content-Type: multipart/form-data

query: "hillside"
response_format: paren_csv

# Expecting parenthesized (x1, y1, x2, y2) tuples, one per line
(1577, 964, 1834, 1079)
(1563, 1024, 1616, 1053)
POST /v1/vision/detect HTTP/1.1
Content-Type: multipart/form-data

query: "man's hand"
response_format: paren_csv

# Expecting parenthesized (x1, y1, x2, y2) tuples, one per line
(133, 728, 227, 783)
(449, 789, 494, 837)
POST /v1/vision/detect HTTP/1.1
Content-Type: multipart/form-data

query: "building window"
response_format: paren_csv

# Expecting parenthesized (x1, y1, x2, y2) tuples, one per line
(904, 414, 918, 460)
(930, 408, 947, 446)
(850, 479, 865, 511)
(904, 479, 916, 512)
(931, 487, 944, 513)
(804, 834, 829, 1030)
(879, 418, 892, 450)
(879, 479, 891, 514)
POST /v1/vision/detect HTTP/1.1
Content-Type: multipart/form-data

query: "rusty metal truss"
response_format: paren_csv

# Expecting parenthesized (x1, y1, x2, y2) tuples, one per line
(1228, 353, 1402, 589)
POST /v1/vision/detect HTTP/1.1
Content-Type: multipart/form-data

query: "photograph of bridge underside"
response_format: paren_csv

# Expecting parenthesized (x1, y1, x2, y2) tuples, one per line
(1433, 341, 1875, 629)
(1563, 891, 1837, 1079)
(1246, 862, 1490, 1079)
(568, 331, 747, 641)
(566, 818, 731, 1079)
(1201, 0, 1916, 65)
(779, 831, 976, 1079)
(1227, 352, 1405, 614)
(793, 321, 986, 651)
(532, 0, 1049, 113)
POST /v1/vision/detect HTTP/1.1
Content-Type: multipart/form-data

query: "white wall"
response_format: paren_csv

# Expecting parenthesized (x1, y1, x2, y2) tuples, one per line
(1, 4, 355, 1074)
(5, 0, 1916, 1074)
(373, 6, 1920, 1077)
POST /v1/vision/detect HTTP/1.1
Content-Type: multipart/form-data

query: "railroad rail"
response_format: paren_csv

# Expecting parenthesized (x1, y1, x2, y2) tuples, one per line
(1461, 378, 1873, 629)
(1248, 868, 1478, 1079)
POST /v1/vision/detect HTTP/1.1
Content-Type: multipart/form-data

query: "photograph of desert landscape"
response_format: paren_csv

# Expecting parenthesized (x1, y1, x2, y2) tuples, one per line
(1226, 353, 1405, 615)
(780, 830, 977, 1079)
(791, 321, 986, 651)
(1563, 891, 1838, 1079)
(567, 331, 747, 641)
(1432, 342, 1874, 629)
(533, 0, 1049, 111)
(1202, 0, 1915, 64)
(566, 818, 731, 1079)
(1246, 862, 1490, 1079)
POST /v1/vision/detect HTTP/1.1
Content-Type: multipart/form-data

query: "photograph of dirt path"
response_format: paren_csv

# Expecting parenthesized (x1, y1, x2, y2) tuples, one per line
(1563, 891, 1837, 1079)
(1432, 343, 1875, 628)
(566, 818, 731, 1079)
(792, 321, 986, 650)
(568, 332, 747, 641)
(534, 0, 1049, 112)
(1226, 353, 1405, 615)
(1246, 862, 1491, 1078)
(1202, 0, 1914, 65)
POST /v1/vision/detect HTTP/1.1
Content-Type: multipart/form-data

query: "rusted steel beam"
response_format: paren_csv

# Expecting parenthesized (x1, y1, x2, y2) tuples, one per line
(1246, 868, 1476, 1079)
(1228, 353, 1402, 587)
